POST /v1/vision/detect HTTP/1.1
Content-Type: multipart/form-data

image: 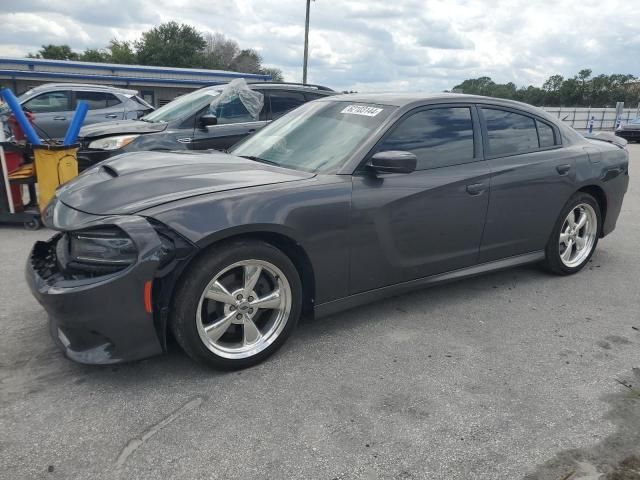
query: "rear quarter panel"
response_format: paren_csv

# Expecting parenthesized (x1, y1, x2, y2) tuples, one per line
(581, 141, 629, 236)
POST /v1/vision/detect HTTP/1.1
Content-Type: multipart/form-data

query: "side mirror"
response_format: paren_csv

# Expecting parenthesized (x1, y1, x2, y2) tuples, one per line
(199, 114, 218, 128)
(368, 151, 416, 174)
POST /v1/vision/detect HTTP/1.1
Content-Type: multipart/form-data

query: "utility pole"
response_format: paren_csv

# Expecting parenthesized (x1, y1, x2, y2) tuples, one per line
(302, 0, 311, 84)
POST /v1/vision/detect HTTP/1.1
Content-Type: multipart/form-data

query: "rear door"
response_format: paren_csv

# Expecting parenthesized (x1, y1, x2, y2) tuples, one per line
(190, 90, 268, 151)
(477, 106, 577, 262)
(22, 90, 73, 139)
(349, 104, 491, 292)
(74, 91, 125, 125)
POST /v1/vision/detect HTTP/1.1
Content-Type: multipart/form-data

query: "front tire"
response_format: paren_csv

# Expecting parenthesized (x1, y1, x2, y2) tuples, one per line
(170, 240, 302, 369)
(543, 192, 601, 275)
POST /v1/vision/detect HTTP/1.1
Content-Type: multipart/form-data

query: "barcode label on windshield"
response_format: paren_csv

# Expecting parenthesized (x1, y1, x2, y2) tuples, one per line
(341, 105, 383, 117)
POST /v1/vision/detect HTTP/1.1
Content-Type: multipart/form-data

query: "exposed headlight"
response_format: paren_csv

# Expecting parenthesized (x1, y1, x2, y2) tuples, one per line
(88, 134, 139, 150)
(67, 228, 137, 269)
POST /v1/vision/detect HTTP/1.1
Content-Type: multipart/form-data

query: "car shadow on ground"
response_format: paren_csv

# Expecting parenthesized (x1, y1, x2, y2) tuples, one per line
(93, 262, 553, 375)
(4, 251, 608, 411)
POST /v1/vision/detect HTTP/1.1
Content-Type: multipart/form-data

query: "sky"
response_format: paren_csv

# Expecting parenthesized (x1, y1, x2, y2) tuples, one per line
(0, 0, 638, 92)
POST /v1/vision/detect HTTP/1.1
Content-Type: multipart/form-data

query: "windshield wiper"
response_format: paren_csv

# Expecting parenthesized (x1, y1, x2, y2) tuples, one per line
(238, 155, 280, 167)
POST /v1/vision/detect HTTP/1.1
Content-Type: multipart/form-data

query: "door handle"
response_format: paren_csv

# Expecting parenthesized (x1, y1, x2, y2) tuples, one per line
(106, 114, 118, 118)
(556, 164, 571, 175)
(466, 183, 487, 195)
(53, 116, 66, 121)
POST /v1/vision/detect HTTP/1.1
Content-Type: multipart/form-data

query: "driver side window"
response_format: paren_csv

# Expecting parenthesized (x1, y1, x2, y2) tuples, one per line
(23, 91, 70, 113)
(208, 95, 266, 125)
(374, 107, 475, 170)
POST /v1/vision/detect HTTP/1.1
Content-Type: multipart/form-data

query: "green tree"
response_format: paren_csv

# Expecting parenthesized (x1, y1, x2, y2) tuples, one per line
(80, 48, 110, 62)
(24, 26, 284, 79)
(135, 21, 207, 68)
(453, 70, 640, 107)
(28, 44, 79, 60)
(576, 68, 592, 104)
(453, 76, 496, 96)
(108, 40, 137, 64)
(203, 32, 239, 69)
(261, 67, 284, 82)
(230, 49, 262, 74)
(517, 85, 546, 105)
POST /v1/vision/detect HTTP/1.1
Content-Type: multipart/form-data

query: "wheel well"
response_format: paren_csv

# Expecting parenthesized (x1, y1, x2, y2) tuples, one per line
(186, 232, 316, 319)
(577, 185, 607, 234)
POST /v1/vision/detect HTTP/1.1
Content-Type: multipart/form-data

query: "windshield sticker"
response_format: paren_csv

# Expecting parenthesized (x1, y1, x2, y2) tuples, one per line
(341, 105, 383, 117)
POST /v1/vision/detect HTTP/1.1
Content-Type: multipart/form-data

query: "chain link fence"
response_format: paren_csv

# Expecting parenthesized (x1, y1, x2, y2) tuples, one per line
(541, 105, 640, 130)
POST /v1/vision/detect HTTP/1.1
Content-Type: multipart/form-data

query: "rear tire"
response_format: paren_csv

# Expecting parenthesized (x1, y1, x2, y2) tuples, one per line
(170, 240, 302, 370)
(543, 192, 601, 275)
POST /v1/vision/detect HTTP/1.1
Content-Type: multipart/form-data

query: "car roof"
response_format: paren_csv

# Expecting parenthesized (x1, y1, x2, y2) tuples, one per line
(320, 92, 560, 121)
(326, 92, 542, 110)
(27, 83, 138, 96)
(247, 82, 334, 93)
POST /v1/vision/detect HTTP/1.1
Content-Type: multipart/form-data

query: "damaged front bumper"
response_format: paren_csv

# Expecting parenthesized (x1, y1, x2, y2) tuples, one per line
(26, 202, 175, 365)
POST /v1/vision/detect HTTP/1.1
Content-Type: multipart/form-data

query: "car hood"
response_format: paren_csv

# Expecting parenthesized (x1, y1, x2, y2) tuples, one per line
(79, 119, 167, 139)
(620, 123, 640, 131)
(55, 151, 315, 215)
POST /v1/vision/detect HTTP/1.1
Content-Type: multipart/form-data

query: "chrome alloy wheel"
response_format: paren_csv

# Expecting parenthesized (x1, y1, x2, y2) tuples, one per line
(196, 260, 292, 359)
(558, 203, 597, 268)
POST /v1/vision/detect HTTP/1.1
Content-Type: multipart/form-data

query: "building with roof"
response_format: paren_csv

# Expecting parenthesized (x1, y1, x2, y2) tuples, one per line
(0, 57, 271, 107)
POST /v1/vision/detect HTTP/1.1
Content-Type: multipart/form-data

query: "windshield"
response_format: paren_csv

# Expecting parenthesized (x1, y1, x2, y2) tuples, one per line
(142, 86, 223, 123)
(230, 101, 395, 173)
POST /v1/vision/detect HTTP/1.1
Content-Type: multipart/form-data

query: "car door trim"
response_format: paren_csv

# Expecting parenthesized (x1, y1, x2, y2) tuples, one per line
(315, 250, 545, 318)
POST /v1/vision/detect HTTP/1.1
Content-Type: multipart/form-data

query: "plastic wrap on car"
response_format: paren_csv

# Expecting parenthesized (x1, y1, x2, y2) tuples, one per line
(209, 78, 264, 120)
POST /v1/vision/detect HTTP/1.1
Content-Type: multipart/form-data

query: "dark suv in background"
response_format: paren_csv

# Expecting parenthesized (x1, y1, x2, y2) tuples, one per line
(76, 82, 335, 170)
(0, 83, 153, 140)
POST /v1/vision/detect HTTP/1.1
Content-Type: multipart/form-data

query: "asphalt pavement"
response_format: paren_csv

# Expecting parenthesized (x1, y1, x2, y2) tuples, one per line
(1, 145, 639, 480)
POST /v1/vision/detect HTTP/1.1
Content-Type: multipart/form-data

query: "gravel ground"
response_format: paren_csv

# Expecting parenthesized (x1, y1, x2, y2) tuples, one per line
(1, 145, 639, 480)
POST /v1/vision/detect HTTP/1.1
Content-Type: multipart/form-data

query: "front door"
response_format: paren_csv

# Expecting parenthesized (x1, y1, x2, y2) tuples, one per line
(349, 105, 491, 293)
(191, 91, 268, 151)
(22, 90, 73, 140)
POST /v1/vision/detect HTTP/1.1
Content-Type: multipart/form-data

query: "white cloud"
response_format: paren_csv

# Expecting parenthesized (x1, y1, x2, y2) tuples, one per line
(0, 0, 638, 92)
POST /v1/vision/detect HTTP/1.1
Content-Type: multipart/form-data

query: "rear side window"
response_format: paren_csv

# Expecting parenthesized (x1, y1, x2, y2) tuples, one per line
(269, 91, 306, 119)
(537, 120, 556, 147)
(482, 108, 538, 156)
(106, 93, 121, 107)
(304, 92, 325, 101)
(76, 91, 108, 110)
(375, 107, 475, 170)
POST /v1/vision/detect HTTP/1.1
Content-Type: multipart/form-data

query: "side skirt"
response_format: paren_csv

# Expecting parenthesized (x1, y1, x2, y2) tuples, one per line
(314, 251, 545, 318)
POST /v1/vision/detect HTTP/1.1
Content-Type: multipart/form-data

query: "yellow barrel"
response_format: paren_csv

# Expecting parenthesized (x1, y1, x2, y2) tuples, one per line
(33, 144, 79, 213)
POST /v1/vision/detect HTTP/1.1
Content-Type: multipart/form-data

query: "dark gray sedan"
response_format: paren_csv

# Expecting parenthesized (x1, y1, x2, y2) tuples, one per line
(616, 117, 640, 142)
(27, 93, 629, 369)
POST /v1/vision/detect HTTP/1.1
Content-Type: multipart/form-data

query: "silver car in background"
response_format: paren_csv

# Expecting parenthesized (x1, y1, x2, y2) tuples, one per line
(1, 83, 154, 140)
